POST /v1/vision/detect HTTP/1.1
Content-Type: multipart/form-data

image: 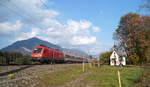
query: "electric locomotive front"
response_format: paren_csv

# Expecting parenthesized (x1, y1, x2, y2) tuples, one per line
(31, 46, 48, 62)
(31, 45, 64, 63)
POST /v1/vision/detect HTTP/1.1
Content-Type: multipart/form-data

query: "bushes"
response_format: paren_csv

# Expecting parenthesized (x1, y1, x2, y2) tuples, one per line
(127, 55, 140, 65)
(0, 56, 7, 65)
(14, 56, 31, 65)
(0, 51, 31, 65)
(99, 51, 112, 64)
(7, 74, 16, 79)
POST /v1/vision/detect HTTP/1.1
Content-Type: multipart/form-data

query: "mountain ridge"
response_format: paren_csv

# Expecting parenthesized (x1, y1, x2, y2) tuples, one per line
(1, 37, 88, 56)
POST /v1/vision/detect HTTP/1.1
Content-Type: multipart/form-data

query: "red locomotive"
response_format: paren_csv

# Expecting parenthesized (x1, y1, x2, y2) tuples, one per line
(31, 45, 88, 63)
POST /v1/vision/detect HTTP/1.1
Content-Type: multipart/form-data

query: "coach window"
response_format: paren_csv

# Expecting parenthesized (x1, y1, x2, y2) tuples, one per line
(72, 56, 74, 58)
(44, 49, 47, 53)
(65, 55, 70, 58)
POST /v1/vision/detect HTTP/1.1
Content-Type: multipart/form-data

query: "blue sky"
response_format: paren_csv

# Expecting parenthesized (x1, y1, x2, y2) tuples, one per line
(0, 0, 142, 55)
(50, 0, 141, 40)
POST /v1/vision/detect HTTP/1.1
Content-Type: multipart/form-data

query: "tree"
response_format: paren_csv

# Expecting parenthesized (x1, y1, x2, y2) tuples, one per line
(99, 51, 112, 64)
(0, 56, 6, 65)
(0, 51, 31, 65)
(113, 13, 150, 64)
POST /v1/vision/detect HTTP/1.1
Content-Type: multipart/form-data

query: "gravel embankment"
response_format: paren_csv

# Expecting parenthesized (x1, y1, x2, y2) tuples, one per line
(0, 64, 79, 87)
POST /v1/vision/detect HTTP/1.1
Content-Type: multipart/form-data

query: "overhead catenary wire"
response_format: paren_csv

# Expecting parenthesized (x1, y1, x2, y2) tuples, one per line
(40, 0, 49, 9)
(0, 0, 44, 29)
(9, 0, 44, 29)
(0, 2, 25, 21)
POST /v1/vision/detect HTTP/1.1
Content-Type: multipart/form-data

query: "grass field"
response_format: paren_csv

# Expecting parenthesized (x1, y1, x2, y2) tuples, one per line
(36, 65, 143, 87)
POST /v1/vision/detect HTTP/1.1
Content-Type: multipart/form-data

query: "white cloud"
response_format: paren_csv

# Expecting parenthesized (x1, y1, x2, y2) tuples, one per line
(67, 20, 92, 30)
(65, 20, 91, 35)
(92, 26, 101, 32)
(71, 36, 96, 45)
(0, 0, 58, 24)
(77, 20, 92, 29)
(0, 20, 22, 36)
(40, 19, 93, 45)
(15, 28, 40, 41)
(0, 0, 104, 55)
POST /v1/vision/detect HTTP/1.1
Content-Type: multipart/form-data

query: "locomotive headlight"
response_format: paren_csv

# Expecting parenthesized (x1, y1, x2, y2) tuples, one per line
(40, 53, 42, 57)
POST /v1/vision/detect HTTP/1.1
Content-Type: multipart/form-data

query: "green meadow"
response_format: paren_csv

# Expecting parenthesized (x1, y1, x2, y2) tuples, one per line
(36, 65, 143, 87)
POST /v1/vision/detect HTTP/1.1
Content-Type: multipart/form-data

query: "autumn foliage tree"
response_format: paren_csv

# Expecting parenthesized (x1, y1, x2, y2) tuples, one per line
(113, 13, 150, 64)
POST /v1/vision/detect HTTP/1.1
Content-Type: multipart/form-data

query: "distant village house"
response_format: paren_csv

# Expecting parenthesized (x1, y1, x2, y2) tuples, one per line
(110, 50, 126, 66)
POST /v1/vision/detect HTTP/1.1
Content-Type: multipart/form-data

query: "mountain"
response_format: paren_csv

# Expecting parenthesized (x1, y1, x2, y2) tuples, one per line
(1, 37, 62, 55)
(1, 37, 88, 56)
(62, 48, 88, 55)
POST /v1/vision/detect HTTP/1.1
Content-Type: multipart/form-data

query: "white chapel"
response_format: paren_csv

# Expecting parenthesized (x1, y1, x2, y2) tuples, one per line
(110, 50, 126, 66)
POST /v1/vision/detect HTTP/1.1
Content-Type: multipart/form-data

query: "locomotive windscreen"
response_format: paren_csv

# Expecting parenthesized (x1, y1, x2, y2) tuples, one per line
(34, 48, 42, 53)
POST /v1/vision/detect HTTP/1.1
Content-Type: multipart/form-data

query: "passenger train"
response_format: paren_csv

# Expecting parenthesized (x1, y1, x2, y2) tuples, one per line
(31, 45, 89, 63)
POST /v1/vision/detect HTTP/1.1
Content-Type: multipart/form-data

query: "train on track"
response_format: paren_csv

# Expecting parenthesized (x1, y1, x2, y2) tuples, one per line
(31, 45, 89, 63)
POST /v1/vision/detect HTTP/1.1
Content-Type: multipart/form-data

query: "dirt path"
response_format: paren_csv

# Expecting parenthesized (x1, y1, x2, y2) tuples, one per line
(56, 71, 92, 87)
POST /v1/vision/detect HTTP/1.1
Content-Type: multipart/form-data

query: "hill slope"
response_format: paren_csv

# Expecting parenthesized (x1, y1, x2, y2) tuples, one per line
(1, 37, 87, 55)
(1, 37, 62, 55)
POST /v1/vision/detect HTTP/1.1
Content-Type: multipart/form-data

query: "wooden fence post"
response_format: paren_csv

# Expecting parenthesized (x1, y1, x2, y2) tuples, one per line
(82, 62, 85, 72)
(118, 70, 122, 87)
